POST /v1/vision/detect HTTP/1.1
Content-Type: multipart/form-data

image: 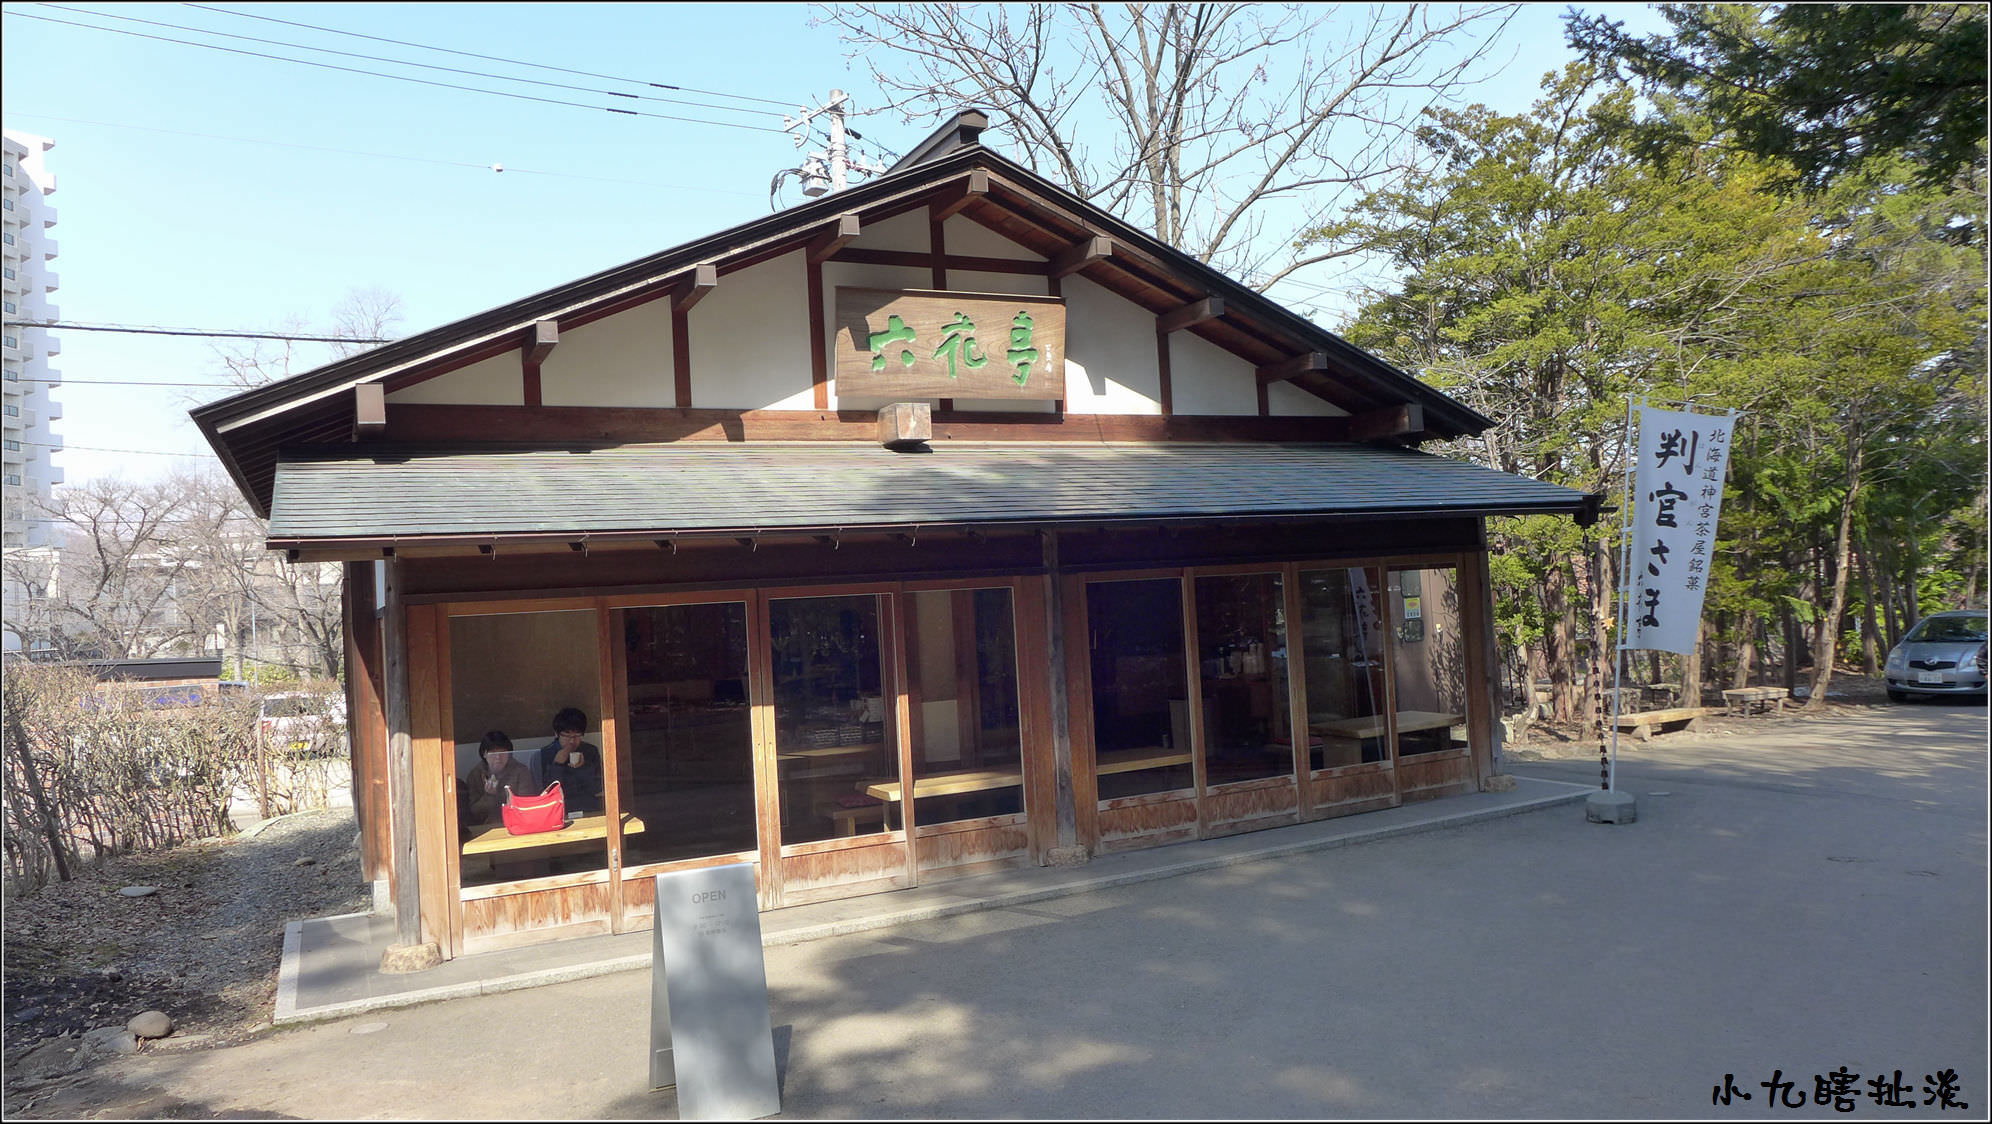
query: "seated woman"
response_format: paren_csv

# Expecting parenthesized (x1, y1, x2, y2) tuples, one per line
(462, 731, 538, 826)
(538, 707, 605, 815)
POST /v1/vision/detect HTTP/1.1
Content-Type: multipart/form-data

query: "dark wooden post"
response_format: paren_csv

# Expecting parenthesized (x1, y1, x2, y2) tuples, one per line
(379, 556, 439, 970)
(1041, 531, 1084, 863)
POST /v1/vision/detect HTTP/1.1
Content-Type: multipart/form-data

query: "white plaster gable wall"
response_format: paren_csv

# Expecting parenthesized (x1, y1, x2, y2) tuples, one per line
(1062, 274, 1162, 415)
(944, 215, 1044, 260)
(1169, 329, 1258, 416)
(823, 259, 930, 414)
(385, 350, 523, 405)
(1266, 381, 1346, 417)
(849, 208, 928, 252)
(688, 249, 813, 410)
(539, 298, 674, 407)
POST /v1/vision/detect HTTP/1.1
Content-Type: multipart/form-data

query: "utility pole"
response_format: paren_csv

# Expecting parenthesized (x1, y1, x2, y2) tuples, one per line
(773, 90, 889, 206)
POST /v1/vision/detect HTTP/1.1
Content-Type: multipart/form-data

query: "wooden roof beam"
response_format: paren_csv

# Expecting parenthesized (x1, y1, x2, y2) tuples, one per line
(1157, 297, 1225, 334)
(929, 169, 989, 222)
(1256, 351, 1327, 385)
(353, 383, 386, 439)
(525, 319, 559, 364)
(671, 263, 718, 314)
(806, 214, 862, 265)
(1346, 403, 1427, 442)
(1050, 234, 1113, 278)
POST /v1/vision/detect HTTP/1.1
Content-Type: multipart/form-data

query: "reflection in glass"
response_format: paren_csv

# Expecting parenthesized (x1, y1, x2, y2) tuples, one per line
(620, 602, 757, 867)
(905, 588, 1024, 825)
(1298, 569, 1389, 769)
(1389, 566, 1469, 755)
(1194, 573, 1294, 786)
(771, 595, 896, 844)
(449, 610, 607, 888)
(1086, 579, 1193, 800)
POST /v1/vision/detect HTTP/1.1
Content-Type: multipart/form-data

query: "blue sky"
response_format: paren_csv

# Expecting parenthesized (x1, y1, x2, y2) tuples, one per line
(1, 2, 1667, 484)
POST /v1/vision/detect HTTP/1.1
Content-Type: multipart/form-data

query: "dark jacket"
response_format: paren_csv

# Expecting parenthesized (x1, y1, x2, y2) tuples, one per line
(462, 758, 538, 826)
(538, 739, 604, 815)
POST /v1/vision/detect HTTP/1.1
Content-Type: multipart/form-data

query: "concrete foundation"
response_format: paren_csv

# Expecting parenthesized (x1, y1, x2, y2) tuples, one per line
(1586, 790, 1637, 824)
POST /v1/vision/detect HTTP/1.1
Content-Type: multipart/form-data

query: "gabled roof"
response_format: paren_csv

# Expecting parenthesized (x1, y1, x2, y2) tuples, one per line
(267, 441, 1591, 549)
(191, 111, 1495, 515)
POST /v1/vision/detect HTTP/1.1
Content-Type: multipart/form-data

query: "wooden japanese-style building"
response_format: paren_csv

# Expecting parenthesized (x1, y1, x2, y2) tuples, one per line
(193, 111, 1597, 960)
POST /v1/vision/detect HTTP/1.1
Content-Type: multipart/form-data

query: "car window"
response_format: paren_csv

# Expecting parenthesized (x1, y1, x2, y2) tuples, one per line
(1904, 614, 1989, 643)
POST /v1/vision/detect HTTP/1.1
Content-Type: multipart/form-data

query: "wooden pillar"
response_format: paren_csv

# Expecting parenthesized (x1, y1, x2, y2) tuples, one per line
(1469, 525, 1505, 782)
(1041, 531, 1083, 861)
(379, 556, 439, 970)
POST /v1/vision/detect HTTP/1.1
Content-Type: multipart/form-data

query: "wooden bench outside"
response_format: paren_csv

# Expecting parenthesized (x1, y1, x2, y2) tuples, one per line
(1613, 706, 1723, 741)
(1723, 687, 1791, 717)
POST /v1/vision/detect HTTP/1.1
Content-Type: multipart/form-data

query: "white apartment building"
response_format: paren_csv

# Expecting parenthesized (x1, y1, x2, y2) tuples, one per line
(4, 129, 64, 651)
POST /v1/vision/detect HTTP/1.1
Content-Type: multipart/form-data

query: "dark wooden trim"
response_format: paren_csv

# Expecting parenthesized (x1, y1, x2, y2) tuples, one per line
(828, 246, 1048, 275)
(806, 214, 863, 266)
(1256, 351, 1328, 385)
(671, 302, 692, 409)
(523, 319, 555, 409)
(929, 215, 948, 289)
(1346, 403, 1425, 442)
(1051, 235, 1113, 279)
(671, 263, 718, 314)
(808, 258, 829, 410)
(929, 169, 989, 222)
(1155, 325, 1173, 417)
(382, 402, 1361, 444)
(354, 383, 387, 437)
(1257, 378, 1270, 418)
(382, 558, 420, 947)
(1158, 297, 1224, 335)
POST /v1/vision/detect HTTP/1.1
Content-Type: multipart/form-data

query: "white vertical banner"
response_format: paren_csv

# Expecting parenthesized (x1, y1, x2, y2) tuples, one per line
(1627, 405, 1738, 654)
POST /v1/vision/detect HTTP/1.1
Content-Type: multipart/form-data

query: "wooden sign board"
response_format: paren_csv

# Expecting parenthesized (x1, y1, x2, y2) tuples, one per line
(835, 287, 1066, 400)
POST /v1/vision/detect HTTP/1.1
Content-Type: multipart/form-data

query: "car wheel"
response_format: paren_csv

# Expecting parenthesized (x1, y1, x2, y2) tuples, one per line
(1887, 688, 1910, 703)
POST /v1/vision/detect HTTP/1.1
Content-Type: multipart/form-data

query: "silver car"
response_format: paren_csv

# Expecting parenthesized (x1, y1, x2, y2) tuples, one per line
(1884, 609, 1989, 702)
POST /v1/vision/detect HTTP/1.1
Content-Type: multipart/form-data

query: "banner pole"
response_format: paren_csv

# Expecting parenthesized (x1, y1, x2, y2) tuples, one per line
(1609, 395, 1641, 793)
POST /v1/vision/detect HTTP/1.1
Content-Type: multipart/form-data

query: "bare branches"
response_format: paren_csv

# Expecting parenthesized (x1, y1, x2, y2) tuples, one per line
(209, 287, 404, 390)
(818, 2, 1518, 287)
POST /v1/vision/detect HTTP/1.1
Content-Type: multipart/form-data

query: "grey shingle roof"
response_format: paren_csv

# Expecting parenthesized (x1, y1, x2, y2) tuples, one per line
(267, 442, 1591, 544)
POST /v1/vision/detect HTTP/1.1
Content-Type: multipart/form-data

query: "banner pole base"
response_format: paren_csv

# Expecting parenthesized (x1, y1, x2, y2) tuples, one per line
(1586, 789, 1638, 824)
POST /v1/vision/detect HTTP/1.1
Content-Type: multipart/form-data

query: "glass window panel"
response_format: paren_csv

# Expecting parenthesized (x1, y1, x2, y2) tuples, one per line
(449, 609, 606, 888)
(1390, 566, 1470, 756)
(905, 587, 1024, 825)
(1194, 572, 1294, 786)
(1086, 579, 1193, 800)
(620, 602, 757, 867)
(771, 595, 895, 844)
(1299, 568, 1389, 768)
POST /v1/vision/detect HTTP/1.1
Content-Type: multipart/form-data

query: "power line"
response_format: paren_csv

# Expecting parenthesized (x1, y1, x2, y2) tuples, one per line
(5, 8, 789, 134)
(8, 377, 240, 387)
(184, 2, 795, 109)
(37, 3, 787, 121)
(2, 112, 762, 197)
(3, 319, 391, 343)
(20, 440, 213, 459)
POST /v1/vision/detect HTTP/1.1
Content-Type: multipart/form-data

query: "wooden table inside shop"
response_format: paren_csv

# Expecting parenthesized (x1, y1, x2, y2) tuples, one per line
(1311, 710, 1464, 741)
(858, 747, 1193, 810)
(462, 813, 647, 859)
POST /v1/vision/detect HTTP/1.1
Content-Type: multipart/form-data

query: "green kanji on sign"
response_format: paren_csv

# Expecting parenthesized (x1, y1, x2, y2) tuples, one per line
(932, 312, 989, 379)
(867, 314, 918, 372)
(1005, 310, 1038, 386)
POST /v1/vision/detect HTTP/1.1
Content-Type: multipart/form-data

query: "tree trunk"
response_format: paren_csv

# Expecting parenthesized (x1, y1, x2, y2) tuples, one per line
(1681, 619, 1706, 707)
(1858, 540, 1882, 676)
(3, 686, 73, 884)
(1782, 604, 1800, 692)
(1733, 607, 1759, 688)
(1806, 436, 1863, 711)
(1546, 568, 1578, 724)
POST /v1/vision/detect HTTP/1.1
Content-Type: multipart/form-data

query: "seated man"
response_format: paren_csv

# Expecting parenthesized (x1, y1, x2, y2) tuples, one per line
(538, 707, 605, 815)
(462, 731, 537, 826)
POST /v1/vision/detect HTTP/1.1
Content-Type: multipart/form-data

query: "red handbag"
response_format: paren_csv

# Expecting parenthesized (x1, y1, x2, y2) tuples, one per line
(502, 781, 565, 835)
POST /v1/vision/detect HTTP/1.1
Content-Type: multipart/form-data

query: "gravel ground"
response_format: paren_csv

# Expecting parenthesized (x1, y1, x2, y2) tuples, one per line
(2, 806, 369, 1095)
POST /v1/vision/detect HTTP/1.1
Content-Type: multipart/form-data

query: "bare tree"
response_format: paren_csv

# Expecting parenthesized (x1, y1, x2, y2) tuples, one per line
(8, 476, 205, 660)
(211, 286, 404, 389)
(818, 2, 1518, 287)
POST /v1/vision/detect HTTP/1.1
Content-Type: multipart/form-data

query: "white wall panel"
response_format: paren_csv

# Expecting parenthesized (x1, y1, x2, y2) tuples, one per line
(945, 216, 1045, 261)
(850, 209, 929, 253)
(1062, 275, 1161, 415)
(1168, 329, 1258, 416)
(688, 250, 813, 410)
(386, 351, 522, 405)
(540, 299, 674, 407)
(1267, 380, 1347, 417)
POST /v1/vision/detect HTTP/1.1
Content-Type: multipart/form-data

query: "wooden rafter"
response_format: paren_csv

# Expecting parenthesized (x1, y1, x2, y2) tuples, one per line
(1157, 297, 1225, 334)
(1050, 234, 1113, 278)
(671, 263, 718, 314)
(929, 169, 989, 222)
(806, 214, 862, 265)
(1255, 352, 1327, 385)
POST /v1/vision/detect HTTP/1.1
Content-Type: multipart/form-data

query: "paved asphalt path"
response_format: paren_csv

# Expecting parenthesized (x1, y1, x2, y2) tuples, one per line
(24, 703, 1988, 1119)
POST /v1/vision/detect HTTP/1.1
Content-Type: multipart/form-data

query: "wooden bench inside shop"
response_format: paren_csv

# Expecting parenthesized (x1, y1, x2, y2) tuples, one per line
(462, 813, 647, 859)
(1722, 686, 1792, 717)
(1310, 710, 1463, 764)
(840, 747, 1195, 834)
(1613, 706, 1723, 741)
